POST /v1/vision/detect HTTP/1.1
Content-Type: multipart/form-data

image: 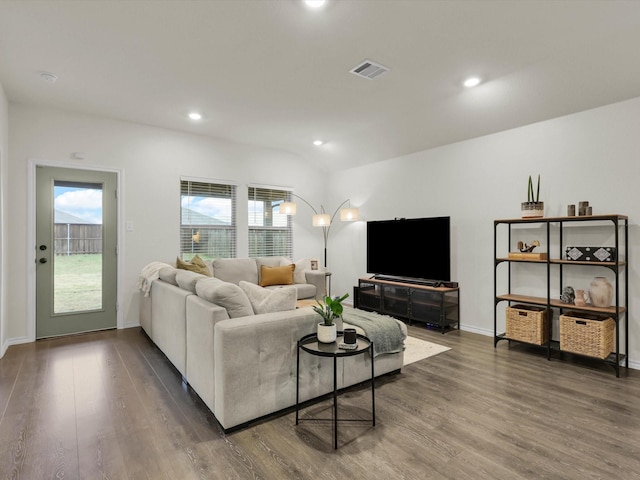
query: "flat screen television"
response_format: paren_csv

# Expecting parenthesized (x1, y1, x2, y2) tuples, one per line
(366, 216, 451, 282)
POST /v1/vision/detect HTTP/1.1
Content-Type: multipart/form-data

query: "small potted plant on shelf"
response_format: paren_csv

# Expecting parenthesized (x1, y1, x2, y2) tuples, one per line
(521, 174, 544, 218)
(313, 293, 349, 343)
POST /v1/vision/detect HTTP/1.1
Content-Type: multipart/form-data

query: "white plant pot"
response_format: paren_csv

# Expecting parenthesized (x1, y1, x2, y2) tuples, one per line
(521, 201, 544, 218)
(317, 323, 337, 343)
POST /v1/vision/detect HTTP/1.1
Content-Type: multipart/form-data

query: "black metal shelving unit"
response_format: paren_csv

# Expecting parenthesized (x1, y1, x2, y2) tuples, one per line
(493, 214, 629, 377)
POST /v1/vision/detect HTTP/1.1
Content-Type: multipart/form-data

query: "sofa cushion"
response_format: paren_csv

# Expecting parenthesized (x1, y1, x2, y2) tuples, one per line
(259, 264, 294, 287)
(196, 277, 254, 318)
(158, 266, 179, 286)
(213, 258, 258, 285)
(291, 258, 311, 284)
(176, 270, 208, 293)
(239, 281, 297, 314)
(265, 283, 316, 300)
(176, 254, 212, 276)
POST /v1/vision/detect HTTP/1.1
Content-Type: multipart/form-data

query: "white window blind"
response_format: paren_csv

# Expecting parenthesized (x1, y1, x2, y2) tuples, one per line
(248, 186, 292, 258)
(180, 179, 236, 260)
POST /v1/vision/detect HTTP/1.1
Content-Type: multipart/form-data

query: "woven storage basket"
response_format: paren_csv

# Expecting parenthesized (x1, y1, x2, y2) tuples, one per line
(559, 312, 614, 359)
(505, 304, 548, 345)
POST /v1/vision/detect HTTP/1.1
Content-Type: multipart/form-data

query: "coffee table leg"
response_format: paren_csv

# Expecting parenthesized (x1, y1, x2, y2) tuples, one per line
(370, 342, 375, 426)
(296, 341, 300, 425)
(333, 356, 338, 449)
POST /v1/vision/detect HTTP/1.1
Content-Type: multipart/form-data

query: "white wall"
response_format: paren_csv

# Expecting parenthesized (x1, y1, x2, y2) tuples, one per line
(330, 96, 640, 369)
(0, 83, 8, 356)
(6, 104, 326, 345)
(5, 97, 640, 369)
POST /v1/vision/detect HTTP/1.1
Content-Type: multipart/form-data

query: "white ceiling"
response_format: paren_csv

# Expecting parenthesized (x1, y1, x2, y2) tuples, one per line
(2, 0, 640, 172)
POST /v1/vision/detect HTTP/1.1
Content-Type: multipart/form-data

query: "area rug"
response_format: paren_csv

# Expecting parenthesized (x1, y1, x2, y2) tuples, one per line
(403, 336, 451, 366)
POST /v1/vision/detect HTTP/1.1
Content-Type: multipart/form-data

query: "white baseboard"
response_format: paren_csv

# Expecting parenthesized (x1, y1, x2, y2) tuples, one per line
(4, 320, 636, 371)
(626, 359, 640, 370)
(461, 326, 638, 371)
(1, 324, 143, 359)
(1, 335, 30, 357)
(459, 324, 493, 336)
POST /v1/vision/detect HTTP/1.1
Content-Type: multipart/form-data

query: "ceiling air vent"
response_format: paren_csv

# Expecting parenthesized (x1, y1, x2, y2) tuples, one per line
(349, 60, 390, 80)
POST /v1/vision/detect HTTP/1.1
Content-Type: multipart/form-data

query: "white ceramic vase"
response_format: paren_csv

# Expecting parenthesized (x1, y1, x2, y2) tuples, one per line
(317, 323, 337, 343)
(521, 201, 544, 218)
(589, 276, 613, 308)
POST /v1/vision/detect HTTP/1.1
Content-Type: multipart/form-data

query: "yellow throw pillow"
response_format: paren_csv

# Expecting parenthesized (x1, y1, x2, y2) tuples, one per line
(176, 254, 212, 277)
(260, 264, 294, 287)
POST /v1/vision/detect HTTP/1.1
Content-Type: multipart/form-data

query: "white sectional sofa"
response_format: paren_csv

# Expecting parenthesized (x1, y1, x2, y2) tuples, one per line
(139, 256, 406, 431)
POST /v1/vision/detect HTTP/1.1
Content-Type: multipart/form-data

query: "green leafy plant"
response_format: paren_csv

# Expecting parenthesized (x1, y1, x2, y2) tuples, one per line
(527, 174, 541, 203)
(312, 293, 349, 326)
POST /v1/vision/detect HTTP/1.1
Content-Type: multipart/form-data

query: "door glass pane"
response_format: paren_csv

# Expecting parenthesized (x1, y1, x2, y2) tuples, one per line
(53, 182, 103, 314)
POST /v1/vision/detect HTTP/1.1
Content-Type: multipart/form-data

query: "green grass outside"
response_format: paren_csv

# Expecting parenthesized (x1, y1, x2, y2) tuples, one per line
(54, 254, 102, 313)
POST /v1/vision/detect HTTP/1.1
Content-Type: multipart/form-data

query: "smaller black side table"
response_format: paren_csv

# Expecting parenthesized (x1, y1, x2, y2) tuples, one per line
(296, 332, 375, 449)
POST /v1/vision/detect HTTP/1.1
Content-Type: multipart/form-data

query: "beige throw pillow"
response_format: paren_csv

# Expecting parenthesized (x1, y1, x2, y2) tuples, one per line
(176, 270, 207, 293)
(196, 277, 254, 318)
(176, 254, 212, 277)
(291, 258, 311, 284)
(239, 281, 297, 314)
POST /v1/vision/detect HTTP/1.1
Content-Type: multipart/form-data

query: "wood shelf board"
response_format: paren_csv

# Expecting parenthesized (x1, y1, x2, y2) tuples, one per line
(358, 277, 458, 292)
(553, 259, 626, 267)
(497, 336, 626, 364)
(496, 258, 626, 267)
(494, 214, 627, 224)
(382, 294, 409, 302)
(496, 257, 548, 264)
(496, 294, 626, 315)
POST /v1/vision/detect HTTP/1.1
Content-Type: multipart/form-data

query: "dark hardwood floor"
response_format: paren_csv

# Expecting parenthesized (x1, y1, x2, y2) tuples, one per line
(1, 324, 639, 480)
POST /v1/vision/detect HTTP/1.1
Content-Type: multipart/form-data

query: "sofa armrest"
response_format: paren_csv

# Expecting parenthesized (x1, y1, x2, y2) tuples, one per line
(185, 295, 231, 414)
(150, 279, 193, 376)
(304, 270, 330, 299)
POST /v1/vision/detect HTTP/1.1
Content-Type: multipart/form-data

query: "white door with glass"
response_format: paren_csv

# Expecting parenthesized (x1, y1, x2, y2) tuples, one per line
(35, 166, 118, 338)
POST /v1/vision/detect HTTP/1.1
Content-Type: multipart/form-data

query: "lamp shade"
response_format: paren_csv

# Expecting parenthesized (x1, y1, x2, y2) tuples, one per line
(340, 207, 360, 221)
(312, 213, 331, 227)
(279, 202, 297, 215)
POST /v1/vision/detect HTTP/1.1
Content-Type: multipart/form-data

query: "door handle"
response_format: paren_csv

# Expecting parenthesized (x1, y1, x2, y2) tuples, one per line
(39, 258, 47, 264)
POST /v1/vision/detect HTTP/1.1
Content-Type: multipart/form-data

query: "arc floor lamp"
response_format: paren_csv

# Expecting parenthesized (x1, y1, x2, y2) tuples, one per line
(279, 193, 359, 268)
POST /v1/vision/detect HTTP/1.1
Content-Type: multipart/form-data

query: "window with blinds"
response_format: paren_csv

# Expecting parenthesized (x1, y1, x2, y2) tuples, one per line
(248, 186, 292, 258)
(180, 179, 236, 260)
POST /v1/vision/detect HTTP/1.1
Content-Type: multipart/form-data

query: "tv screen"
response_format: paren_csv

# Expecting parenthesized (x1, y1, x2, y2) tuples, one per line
(366, 216, 451, 282)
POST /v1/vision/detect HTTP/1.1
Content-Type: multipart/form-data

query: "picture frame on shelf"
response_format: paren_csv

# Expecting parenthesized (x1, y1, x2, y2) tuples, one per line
(310, 259, 319, 270)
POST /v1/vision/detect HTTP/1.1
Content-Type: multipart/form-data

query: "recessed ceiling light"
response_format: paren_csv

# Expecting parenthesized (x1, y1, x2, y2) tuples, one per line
(304, 0, 326, 9)
(313, 140, 324, 146)
(188, 112, 202, 120)
(463, 77, 481, 88)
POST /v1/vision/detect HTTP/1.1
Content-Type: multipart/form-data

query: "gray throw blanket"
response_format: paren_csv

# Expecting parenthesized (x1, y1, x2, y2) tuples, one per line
(341, 307, 406, 357)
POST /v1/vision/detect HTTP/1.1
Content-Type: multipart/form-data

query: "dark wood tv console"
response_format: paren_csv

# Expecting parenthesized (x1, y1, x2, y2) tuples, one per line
(355, 277, 460, 333)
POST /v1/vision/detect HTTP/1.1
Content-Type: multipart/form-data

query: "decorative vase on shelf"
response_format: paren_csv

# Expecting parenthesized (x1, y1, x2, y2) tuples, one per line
(317, 323, 337, 343)
(521, 175, 543, 218)
(574, 289, 587, 307)
(521, 201, 544, 218)
(589, 277, 613, 308)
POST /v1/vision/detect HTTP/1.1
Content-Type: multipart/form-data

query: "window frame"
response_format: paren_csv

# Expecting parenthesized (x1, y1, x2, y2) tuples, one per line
(247, 185, 293, 259)
(180, 177, 237, 261)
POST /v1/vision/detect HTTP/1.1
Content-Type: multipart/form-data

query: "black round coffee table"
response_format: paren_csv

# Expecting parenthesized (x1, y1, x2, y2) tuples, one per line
(295, 332, 375, 449)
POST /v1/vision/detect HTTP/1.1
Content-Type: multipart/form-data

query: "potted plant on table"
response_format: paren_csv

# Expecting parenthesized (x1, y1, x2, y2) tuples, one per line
(521, 174, 544, 218)
(312, 293, 349, 343)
